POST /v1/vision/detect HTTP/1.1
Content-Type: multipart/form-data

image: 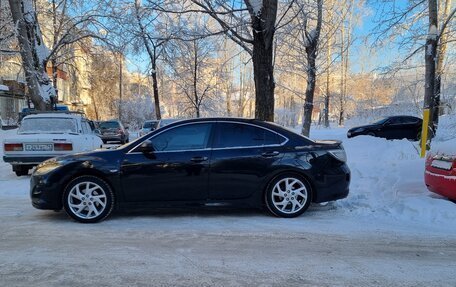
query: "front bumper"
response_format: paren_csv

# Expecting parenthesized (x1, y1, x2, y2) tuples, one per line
(30, 173, 63, 210)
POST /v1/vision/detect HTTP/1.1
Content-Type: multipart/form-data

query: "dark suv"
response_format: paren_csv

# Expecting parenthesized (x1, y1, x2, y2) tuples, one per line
(98, 120, 129, 144)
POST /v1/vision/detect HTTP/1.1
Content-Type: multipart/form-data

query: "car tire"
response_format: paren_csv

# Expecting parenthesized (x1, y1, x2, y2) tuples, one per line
(13, 165, 28, 176)
(265, 173, 312, 218)
(63, 176, 114, 223)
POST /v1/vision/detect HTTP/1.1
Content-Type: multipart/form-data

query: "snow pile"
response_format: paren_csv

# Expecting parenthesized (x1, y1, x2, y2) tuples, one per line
(427, 113, 456, 156)
(0, 84, 9, 91)
(310, 124, 456, 228)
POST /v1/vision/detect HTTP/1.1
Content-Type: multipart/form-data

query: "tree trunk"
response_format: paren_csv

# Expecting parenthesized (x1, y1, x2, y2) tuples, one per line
(301, 0, 322, 137)
(302, 52, 317, 136)
(134, 1, 162, 120)
(433, 0, 452, 127)
(151, 57, 161, 120)
(324, 0, 334, 128)
(424, 0, 438, 136)
(8, 0, 56, 110)
(193, 41, 200, 118)
(338, 21, 345, 126)
(250, 0, 277, 122)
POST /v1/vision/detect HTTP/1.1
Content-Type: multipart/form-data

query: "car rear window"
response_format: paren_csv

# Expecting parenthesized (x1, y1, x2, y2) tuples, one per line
(19, 117, 77, 134)
(99, 121, 120, 129)
(143, 121, 157, 129)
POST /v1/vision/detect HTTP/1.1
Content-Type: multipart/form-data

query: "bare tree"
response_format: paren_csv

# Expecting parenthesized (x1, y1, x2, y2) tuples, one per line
(8, 0, 56, 110)
(299, 0, 323, 136)
(158, 0, 278, 121)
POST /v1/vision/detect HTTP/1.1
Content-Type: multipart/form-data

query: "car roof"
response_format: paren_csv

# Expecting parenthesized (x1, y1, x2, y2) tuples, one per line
(160, 117, 287, 132)
(23, 113, 83, 120)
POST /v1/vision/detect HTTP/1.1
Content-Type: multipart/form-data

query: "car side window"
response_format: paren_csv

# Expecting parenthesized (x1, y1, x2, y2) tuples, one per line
(402, 117, 418, 124)
(214, 123, 283, 148)
(389, 118, 401, 125)
(147, 123, 212, 152)
(81, 121, 89, 134)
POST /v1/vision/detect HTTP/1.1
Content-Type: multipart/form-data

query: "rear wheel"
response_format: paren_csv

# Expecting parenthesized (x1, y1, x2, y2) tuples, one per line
(265, 174, 312, 218)
(13, 165, 29, 176)
(63, 176, 114, 223)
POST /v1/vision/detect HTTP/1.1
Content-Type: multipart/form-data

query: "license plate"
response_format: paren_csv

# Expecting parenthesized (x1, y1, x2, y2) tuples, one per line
(24, 144, 53, 151)
(431, 159, 453, 170)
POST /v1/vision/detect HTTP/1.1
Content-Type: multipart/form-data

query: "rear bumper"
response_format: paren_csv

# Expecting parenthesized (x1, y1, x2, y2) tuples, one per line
(425, 170, 456, 200)
(3, 155, 53, 165)
(101, 135, 123, 141)
(313, 164, 350, 203)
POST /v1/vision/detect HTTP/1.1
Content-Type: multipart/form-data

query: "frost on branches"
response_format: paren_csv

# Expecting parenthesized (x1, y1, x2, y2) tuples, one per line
(8, 0, 56, 109)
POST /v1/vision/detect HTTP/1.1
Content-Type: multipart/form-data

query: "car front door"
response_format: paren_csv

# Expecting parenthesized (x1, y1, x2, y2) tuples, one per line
(120, 122, 213, 202)
(208, 122, 286, 200)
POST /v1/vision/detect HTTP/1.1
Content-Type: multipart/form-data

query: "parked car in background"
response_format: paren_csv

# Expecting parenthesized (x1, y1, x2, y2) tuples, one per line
(157, 118, 182, 129)
(347, 116, 422, 141)
(425, 139, 456, 201)
(30, 118, 350, 223)
(3, 112, 102, 176)
(139, 120, 159, 137)
(98, 120, 129, 144)
(18, 105, 70, 123)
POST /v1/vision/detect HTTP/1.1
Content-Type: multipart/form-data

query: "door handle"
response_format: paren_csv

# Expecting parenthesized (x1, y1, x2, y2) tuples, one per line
(190, 156, 208, 163)
(262, 151, 280, 157)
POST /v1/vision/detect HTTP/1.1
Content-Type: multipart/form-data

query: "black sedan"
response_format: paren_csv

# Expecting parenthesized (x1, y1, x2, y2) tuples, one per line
(31, 118, 350, 223)
(347, 116, 422, 141)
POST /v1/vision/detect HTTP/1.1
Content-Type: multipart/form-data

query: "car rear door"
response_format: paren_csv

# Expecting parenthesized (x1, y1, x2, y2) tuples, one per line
(208, 121, 286, 200)
(120, 122, 213, 202)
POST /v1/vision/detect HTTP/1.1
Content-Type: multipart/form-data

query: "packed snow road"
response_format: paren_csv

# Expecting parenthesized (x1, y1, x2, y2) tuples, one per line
(1, 123, 456, 286)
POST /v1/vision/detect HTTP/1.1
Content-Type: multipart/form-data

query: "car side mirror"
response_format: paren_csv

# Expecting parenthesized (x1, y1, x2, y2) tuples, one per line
(139, 140, 155, 153)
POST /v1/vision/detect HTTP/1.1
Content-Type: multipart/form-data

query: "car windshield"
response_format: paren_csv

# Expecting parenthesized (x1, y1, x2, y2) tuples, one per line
(19, 117, 77, 134)
(143, 121, 157, 129)
(372, 118, 388, 125)
(99, 121, 120, 129)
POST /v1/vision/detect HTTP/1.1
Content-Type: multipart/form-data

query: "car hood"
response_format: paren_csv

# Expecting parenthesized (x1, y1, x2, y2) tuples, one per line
(50, 149, 118, 164)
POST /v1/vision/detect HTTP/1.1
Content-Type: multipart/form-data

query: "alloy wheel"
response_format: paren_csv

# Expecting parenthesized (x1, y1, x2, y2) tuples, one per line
(271, 177, 308, 214)
(67, 181, 107, 220)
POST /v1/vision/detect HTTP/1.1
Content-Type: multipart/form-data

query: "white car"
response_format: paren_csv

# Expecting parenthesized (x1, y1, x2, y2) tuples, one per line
(139, 120, 159, 137)
(3, 112, 103, 176)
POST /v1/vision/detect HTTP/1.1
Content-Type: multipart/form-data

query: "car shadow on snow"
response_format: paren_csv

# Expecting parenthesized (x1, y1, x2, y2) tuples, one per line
(34, 202, 339, 224)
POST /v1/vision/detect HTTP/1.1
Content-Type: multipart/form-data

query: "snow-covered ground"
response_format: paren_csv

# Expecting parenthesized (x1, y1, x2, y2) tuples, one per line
(1, 119, 455, 286)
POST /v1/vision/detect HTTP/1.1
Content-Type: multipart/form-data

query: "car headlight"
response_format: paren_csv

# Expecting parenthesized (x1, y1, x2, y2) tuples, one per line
(34, 160, 62, 175)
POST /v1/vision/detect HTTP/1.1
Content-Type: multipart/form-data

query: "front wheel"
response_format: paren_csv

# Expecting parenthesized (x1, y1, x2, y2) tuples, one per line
(63, 176, 114, 223)
(265, 174, 312, 218)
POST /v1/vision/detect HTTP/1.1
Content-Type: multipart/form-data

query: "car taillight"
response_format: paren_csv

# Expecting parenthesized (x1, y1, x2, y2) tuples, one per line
(54, 143, 73, 151)
(4, 143, 23, 151)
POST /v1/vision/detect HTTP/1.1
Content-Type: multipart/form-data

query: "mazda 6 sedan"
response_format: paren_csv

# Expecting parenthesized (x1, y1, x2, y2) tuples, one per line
(31, 118, 351, 223)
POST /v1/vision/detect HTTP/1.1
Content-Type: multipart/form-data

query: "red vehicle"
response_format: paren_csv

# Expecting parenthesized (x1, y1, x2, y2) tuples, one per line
(425, 140, 456, 201)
